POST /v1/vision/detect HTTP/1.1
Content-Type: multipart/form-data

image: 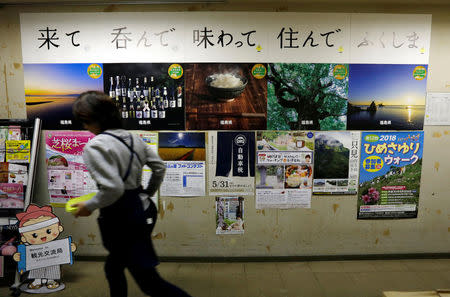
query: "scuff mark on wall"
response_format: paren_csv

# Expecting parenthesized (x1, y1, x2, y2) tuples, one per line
(383, 229, 390, 236)
(78, 238, 85, 246)
(103, 5, 117, 12)
(3, 64, 11, 118)
(202, 210, 207, 214)
(375, 238, 379, 244)
(434, 162, 440, 172)
(167, 202, 174, 212)
(332, 204, 339, 214)
(436, 210, 441, 215)
(432, 132, 442, 138)
(266, 245, 271, 252)
(444, 130, 449, 135)
(152, 232, 165, 240)
(13, 63, 21, 69)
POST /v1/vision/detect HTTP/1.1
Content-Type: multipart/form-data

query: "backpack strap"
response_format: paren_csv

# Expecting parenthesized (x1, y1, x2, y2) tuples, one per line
(101, 132, 142, 182)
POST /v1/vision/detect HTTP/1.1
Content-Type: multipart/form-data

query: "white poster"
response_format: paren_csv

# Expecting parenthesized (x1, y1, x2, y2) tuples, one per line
(313, 131, 360, 195)
(255, 131, 314, 209)
(425, 93, 450, 125)
(158, 132, 206, 197)
(20, 12, 431, 64)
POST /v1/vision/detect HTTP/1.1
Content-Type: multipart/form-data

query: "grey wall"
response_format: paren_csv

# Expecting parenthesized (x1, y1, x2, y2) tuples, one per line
(1, 2, 449, 257)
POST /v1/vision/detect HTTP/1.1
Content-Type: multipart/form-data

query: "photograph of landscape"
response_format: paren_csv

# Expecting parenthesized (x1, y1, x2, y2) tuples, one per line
(158, 132, 206, 161)
(347, 64, 427, 130)
(24, 63, 104, 129)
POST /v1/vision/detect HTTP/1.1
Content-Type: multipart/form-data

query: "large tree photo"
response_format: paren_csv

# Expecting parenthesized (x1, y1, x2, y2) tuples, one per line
(267, 63, 348, 130)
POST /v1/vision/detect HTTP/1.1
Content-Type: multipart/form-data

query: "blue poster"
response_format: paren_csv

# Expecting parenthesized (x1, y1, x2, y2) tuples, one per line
(358, 131, 424, 219)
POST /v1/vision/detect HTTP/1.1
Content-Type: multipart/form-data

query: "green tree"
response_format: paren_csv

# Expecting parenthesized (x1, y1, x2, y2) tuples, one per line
(267, 63, 348, 130)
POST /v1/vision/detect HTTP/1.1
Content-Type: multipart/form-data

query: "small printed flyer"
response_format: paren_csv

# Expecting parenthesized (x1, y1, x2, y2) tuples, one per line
(45, 131, 97, 206)
(313, 131, 361, 195)
(158, 132, 206, 197)
(0, 183, 24, 209)
(255, 131, 314, 209)
(357, 131, 424, 219)
(208, 132, 255, 196)
(5, 140, 31, 163)
(216, 196, 244, 235)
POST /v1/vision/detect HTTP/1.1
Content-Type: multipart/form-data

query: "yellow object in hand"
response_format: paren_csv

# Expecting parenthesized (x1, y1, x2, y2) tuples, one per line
(65, 192, 96, 213)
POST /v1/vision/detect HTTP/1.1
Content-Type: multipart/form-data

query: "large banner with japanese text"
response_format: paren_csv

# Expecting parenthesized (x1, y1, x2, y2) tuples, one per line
(20, 12, 431, 64)
(357, 131, 424, 219)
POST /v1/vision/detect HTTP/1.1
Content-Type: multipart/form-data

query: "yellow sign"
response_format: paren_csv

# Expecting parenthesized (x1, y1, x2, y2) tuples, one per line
(168, 64, 183, 79)
(363, 156, 384, 173)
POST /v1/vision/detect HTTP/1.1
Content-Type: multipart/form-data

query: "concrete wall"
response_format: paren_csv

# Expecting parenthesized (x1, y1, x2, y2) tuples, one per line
(1, 2, 449, 257)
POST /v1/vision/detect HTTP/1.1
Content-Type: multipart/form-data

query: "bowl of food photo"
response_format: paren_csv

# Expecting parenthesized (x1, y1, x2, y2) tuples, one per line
(205, 73, 248, 102)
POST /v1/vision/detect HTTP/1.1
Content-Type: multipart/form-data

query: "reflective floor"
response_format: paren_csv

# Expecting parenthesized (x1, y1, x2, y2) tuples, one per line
(1, 259, 449, 297)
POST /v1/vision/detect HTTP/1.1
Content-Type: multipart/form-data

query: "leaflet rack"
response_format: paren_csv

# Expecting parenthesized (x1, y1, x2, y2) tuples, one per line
(0, 118, 41, 294)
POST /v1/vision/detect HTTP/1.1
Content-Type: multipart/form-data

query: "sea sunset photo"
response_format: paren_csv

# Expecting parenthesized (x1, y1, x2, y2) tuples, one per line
(24, 63, 104, 129)
(347, 64, 427, 130)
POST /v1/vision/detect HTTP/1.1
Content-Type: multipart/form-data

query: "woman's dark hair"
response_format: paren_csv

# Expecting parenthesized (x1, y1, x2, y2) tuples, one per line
(72, 91, 123, 131)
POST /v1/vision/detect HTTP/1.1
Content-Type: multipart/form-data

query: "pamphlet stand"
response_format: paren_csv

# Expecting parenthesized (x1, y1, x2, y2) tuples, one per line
(0, 118, 42, 297)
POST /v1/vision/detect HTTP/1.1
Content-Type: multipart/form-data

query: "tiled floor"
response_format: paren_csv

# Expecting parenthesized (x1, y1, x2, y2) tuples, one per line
(0, 259, 449, 297)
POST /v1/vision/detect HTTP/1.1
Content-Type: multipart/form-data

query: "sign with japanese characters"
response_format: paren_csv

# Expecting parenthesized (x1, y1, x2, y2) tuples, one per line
(208, 131, 255, 196)
(45, 131, 97, 206)
(313, 131, 360, 195)
(357, 131, 424, 219)
(20, 12, 431, 64)
(158, 132, 206, 197)
(255, 131, 314, 209)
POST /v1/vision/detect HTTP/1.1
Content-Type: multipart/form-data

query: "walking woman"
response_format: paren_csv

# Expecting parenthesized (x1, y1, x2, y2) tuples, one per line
(72, 91, 191, 297)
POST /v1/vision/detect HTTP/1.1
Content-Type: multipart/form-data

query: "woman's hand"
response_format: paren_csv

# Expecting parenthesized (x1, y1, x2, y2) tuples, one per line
(72, 202, 92, 218)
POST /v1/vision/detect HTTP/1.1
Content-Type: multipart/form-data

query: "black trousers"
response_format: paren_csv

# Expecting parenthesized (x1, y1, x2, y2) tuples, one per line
(98, 188, 191, 297)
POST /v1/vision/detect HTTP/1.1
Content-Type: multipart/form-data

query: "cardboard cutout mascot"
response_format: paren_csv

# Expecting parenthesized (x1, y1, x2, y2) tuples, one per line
(13, 204, 76, 293)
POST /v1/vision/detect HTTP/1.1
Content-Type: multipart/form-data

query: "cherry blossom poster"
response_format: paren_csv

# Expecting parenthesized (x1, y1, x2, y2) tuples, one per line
(357, 131, 424, 219)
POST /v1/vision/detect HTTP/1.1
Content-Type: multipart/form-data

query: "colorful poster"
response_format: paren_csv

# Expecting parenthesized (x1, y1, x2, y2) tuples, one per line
(5, 140, 31, 163)
(45, 131, 96, 206)
(215, 196, 244, 235)
(0, 183, 24, 209)
(313, 131, 360, 195)
(347, 64, 427, 130)
(256, 131, 314, 209)
(24, 63, 104, 130)
(208, 131, 255, 196)
(103, 63, 185, 130)
(358, 131, 424, 219)
(158, 132, 206, 197)
(185, 63, 267, 130)
(267, 63, 348, 131)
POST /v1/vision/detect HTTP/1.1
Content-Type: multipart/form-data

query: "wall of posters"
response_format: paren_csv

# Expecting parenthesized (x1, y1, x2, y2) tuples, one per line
(208, 131, 255, 196)
(215, 196, 244, 235)
(358, 131, 424, 219)
(313, 131, 360, 195)
(256, 131, 314, 209)
(158, 132, 206, 197)
(45, 131, 96, 206)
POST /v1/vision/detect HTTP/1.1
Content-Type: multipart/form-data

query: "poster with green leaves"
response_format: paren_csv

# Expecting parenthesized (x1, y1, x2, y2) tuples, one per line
(267, 63, 348, 131)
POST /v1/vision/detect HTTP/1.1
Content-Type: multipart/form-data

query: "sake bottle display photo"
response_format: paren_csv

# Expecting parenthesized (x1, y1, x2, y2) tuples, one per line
(129, 102, 136, 118)
(149, 76, 155, 98)
(109, 77, 115, 98)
